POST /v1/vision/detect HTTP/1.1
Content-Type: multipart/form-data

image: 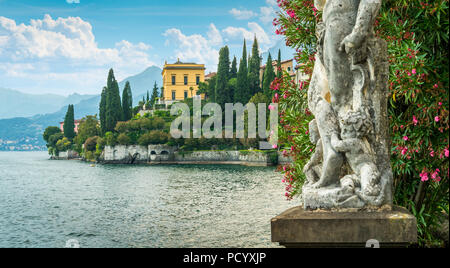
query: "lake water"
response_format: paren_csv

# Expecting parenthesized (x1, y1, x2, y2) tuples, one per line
(0, 151, 293, 248)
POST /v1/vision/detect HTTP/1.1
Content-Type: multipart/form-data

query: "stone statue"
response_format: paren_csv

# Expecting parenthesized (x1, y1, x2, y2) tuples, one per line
(302, 0, 393, 209)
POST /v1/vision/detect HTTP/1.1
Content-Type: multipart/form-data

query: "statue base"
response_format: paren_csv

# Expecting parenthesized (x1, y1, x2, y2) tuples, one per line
(271, 206, 417, 248)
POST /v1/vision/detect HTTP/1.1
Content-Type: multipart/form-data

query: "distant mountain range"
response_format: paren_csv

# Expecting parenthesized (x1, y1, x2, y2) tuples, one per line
(0, 66, 163, 150)
(0, 88, 96, 120)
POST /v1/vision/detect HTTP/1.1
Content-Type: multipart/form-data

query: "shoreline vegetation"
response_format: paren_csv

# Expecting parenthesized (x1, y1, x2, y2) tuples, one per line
(43, 38, 287, 168)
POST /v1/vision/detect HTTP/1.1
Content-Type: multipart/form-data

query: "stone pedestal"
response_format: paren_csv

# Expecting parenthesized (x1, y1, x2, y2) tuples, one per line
(271, 206, 417, 248)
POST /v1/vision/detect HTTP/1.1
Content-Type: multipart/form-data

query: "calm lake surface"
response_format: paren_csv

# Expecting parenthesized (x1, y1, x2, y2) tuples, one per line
(0, 151, 293, 248)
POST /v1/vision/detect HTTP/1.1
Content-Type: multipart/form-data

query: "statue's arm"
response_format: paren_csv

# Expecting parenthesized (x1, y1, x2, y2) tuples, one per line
(331, 134, 360, 152)
(314, 0, 326, 11)
(339, 0, 382, 52)
(353, 0, 382, 39)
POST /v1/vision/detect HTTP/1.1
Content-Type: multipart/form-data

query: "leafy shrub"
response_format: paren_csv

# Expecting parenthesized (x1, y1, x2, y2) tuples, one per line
(115, 121, 130, 133)
(138, 130, 169, 146)
(117, 133, 131, 145)
(56, 137, 72, 152)
(84, 136, 99, 152)
(105, 132, 116, 146)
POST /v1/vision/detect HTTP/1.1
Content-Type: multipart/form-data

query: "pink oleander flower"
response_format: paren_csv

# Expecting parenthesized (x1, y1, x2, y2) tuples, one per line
(401, 147, 408, 155)
(413, 115, 418, 126)
(438, 102, 442, 106)
(268, 104, 275, 111)
(403, 136, 409, 141)
(272, 144, 278, 149)
(420, 172, 429, 182)
(412, 69, 416, 74)
(435, 116, 440, 122)
(444, 148, 449, 158)
(434, 84, 439, 89)
(431, 169, 441, 182)
(430, 150, 435, 157)
(291, 146, 294, 152)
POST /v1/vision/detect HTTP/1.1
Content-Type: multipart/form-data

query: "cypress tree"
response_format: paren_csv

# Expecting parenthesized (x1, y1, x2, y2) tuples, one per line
(235, 39, 250, 104)
(230, 56, 237, 79)
(215, 46, 231, 108)
(277, 49, 282, 79)
(99, 87, 107, 135)
(150, 82, 159, 107)
(207, 75, 217, 102)
(248, 36, 261, 97)
(105, 68, 122, 132)
(122, 81, 133, 121)
(146, 90, 150, 104)
(262, 53, 276, 99)
(63, 104, 75, 140)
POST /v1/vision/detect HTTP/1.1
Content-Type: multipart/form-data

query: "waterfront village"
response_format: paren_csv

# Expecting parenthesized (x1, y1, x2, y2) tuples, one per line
(44, 38, 305, 166)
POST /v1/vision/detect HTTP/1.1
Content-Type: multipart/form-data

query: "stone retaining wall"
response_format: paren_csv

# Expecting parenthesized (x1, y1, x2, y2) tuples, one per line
(102, 145, 280, 166)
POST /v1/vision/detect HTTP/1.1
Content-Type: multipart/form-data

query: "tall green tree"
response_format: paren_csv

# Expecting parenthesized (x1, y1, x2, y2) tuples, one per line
(122, 81, 133, 121)
(99, 87, 107, 135)
(230, 56, 237, 79)
(63, 104, 76, 141)
(146, 90, 150, 103)
(150, 82, 159, 107)
(235, 40, 250, 104)
(206, 75, 217, 102)
(248, 36, 261, 96)
(105, 68, 123, 132)
(277, 49, 282, 79)
(43, 126, 61, 145)
(262, 53, 276, 99)
(215, 46, 231, 108)
(74, 115, 100, 152)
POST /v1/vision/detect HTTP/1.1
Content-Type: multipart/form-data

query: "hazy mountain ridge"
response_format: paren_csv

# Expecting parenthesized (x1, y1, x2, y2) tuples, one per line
(0, 66, 163, 150)
(0, 87, 96, 119)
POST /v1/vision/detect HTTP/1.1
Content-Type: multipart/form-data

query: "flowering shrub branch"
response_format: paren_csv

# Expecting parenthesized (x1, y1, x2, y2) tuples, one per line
(273, 0, 449, 246)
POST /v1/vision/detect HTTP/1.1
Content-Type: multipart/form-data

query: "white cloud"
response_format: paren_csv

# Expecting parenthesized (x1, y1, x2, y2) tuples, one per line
(260, 6, 276, 24)
(207, 23, 223, 46)
(66, 0, 80, 4)
(229, 8, 257, 20)
(163, 25, 221, 72)
(0, 15, 156, 94)
(222, 22, 272, 49)
(266, 0, 278, 6)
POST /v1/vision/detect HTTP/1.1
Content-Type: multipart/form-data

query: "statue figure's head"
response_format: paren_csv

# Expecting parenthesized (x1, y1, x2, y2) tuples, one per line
(340, 108, 373, 139)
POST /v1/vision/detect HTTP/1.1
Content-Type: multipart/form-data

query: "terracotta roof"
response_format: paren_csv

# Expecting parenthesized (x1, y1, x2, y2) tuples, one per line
(60, 120, 82, 124)
(205, 72, 217, 78)
(260, 59, 293, 69)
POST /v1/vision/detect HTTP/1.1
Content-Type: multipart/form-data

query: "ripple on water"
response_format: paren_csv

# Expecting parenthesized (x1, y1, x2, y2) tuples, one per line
(0, 152, 293, 248)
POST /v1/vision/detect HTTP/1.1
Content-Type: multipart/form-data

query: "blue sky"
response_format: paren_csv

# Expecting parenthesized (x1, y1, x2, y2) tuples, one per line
(0, 0, 290, 95)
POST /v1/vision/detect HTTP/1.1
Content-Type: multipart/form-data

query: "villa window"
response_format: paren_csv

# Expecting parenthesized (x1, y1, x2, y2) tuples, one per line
(172, 91, 176, 100)
(184, 91, 188, 99)
(184, 75, 188, 85)
(172, 75, 176, 85)
(287, 67, 291, 72)
(196, 75, 200, 85)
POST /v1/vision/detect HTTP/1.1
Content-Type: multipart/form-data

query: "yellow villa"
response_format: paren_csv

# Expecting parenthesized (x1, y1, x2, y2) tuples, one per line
(161, 59, 206, 105)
